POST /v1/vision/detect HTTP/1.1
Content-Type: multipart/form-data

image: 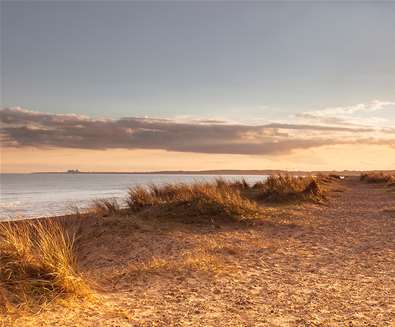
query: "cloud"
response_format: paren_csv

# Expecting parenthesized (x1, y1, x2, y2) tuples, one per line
(1, 107, 394, 155)
(302, 100, 395, 117)
(297, 100, 395, 127)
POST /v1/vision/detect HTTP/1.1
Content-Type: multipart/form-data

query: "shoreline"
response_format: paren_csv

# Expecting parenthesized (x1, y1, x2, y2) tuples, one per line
(2, 169, 395, 175)
(0, 174, 361, 222)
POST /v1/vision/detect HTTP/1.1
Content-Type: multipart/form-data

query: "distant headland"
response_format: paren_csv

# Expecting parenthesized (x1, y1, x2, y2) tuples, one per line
(30, 169, 395, 176)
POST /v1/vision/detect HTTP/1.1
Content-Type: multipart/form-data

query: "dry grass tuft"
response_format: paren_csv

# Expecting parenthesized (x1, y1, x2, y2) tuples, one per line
(0, 219, 89, 312)
(388, 176, 395, 187)
(90, 198, 120, 216)
(181, 248, 224, 273)
(215, 178, 250, 190)
(115, 250, 224, 287)
(127, 181, 260, 222)
(254, 175, 326, 202)
(360, 173, 395, 186)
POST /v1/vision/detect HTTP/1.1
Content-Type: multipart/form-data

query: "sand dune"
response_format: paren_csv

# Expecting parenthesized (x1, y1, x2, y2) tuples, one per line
(1, 176, 394, 326)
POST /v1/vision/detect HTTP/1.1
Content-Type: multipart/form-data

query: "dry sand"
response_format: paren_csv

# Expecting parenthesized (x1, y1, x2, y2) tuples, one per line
(2, 177, 394, 326)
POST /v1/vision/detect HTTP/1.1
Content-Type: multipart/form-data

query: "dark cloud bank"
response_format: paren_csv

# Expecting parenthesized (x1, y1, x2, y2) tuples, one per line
(1, 108, 394, 155)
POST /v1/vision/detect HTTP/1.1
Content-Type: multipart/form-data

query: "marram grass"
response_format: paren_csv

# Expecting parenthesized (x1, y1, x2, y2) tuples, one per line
(0, 219, 89, 312)
(127, 181, 260, 222)
(254, 175, 326, 202)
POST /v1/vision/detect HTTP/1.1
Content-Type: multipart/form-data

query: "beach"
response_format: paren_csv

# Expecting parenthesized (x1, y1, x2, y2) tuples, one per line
(1, 175, 394, 326)
(2, 1, 395, 325)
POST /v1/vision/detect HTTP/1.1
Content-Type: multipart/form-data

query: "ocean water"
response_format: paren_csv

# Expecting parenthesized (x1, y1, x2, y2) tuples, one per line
(0, 173, 267, 220)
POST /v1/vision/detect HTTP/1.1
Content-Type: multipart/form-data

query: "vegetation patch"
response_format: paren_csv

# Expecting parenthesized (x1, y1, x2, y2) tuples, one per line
(91, 198, 121, 217)
(360, 173, 395, 186)
(254, 175, 326, 203)
(0, 220, 89, 312)
(127, 181, 260, 223)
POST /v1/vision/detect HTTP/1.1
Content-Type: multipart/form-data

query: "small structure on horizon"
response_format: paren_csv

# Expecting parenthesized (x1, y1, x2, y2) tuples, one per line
(66, 169, 80, 174)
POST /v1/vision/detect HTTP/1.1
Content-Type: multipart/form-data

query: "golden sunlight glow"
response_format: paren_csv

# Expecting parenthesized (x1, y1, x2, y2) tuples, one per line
(2, 145, 394, 173)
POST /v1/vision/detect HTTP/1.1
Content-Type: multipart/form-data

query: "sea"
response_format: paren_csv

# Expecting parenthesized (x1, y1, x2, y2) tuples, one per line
(0, 173, 267, 220)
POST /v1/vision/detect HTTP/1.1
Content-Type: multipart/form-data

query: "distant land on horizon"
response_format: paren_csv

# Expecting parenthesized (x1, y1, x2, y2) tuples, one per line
(27, 169, 395, 176)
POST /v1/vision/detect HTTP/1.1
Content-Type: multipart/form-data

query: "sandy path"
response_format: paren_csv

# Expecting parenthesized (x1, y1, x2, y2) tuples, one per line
(3, 178, 394, 326)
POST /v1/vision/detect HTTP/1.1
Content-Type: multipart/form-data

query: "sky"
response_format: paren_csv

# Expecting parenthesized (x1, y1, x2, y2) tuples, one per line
(1, 1, 395, 172)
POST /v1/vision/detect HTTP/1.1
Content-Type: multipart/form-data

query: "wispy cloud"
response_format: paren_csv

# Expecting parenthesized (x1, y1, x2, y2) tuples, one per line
(1, 107, 394, 155)
(297, 100, 395, 127)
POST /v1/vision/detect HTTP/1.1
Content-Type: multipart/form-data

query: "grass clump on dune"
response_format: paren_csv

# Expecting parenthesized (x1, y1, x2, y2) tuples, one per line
(360, 172, 395, 186)
(254, 175, 325, 203)
(0, 219, 88, 312)
(214, 178, 250, 190)
(91, 198, 121, 217)
(127, 181, 260, 222)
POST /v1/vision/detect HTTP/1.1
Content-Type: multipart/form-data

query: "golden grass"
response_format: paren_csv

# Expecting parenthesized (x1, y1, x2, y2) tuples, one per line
(115, 248, 225, 285)
(254, 175, 326, 202)
(181, 248, 224, 274)
(90, 198, 121, 216)
(360, 173, 395, 186)
(127, 181, 260, 222)
(0, 219, 89, 312)
(215, 178, 250, 190)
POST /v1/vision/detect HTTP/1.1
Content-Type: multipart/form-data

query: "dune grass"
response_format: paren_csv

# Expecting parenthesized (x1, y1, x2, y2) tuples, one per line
(0, 219, 88, 312)
(91, 198, 121, 216)
(253, 175, 326, 202)
(360, 172, 395, 186)
(127, 176, 327, 222)
(214, 178, 250, 190)
(127, 181, 260, 222)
